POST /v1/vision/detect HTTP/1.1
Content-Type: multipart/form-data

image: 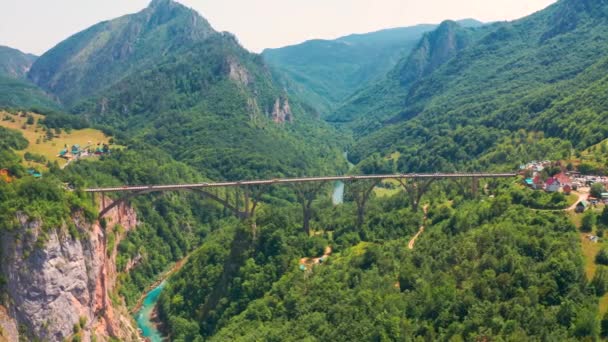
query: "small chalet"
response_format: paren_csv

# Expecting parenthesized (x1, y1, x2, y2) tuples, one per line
(576, 200, 589, 213)
(545, 177, 561, 193)
(554, 173, 572, 186)
(71, 144, 81, 155)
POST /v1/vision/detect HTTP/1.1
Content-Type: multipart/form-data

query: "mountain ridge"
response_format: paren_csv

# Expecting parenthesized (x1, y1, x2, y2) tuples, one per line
(261, 19, 484, 116)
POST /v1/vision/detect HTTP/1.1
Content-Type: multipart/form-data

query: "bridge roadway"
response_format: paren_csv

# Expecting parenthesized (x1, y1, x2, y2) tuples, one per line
(84, 173, 517, 193)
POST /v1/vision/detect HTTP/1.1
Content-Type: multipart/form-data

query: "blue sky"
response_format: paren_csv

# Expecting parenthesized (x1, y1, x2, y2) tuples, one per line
(0, 0, 556, 55)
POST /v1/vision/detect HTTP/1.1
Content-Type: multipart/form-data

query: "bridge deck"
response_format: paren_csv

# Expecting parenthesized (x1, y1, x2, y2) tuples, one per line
(84, 173, 517, 193)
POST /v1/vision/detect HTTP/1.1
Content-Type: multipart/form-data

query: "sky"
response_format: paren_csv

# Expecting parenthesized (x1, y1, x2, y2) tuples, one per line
(0, 0, 556, 55)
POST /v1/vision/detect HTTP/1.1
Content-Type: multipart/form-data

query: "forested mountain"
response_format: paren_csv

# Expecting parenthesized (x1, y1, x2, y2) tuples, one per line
(5, 0, 608, 340)
(28, 0, 215, 107)
(27, 0, 346, 180)
(0, 46, 59, 110)
(0, 76, 60, 110)
(262, 20, 483, 115)
(331, 0, 608, 171)
(0, 45, 36, 79)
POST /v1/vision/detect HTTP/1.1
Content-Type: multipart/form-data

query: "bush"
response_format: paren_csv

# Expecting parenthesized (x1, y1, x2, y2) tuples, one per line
(596, 249, 608, 265)
(581, 212, 596, 233)
(592, 266, 608, 296)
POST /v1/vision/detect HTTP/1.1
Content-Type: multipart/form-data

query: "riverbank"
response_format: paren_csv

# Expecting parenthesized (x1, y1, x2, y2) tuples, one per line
(131, 256, 190, 314)
(133, 255, 190, 341)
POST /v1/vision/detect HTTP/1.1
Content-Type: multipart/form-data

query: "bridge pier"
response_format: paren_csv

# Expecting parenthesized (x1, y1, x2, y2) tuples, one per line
(293, 182, 327, 236)
(349, 179, 380, 229)
(472, 176, 479, 197)
(396, 178, 435, 212)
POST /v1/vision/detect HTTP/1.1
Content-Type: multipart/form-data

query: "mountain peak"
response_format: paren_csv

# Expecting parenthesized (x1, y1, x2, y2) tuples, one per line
(28, 0, 216, 105)
(148, 0, 177, 9)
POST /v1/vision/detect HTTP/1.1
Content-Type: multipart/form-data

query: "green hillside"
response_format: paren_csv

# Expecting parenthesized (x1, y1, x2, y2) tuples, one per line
(0, 75, 60, 111)
(0, 45, 36, 79)
(29, 0, 347, 180)
(262, 20, 482, 116)
(28, 0, 216, 107)
(331, 0, 608, 171)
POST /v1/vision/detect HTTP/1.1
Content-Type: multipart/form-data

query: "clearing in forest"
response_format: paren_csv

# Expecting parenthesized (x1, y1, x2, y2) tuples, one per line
(0, 110, 113, 169)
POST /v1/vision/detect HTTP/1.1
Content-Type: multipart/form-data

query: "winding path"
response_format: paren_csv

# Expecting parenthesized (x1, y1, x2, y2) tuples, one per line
(408, 204, 429, 250)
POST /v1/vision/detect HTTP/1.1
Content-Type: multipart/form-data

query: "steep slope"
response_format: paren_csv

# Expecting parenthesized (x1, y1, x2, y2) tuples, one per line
(28, 0, 216, 107)
(334, 0, 608, 170)
(262, 20, 482, 115)
(329, 20, 481, 124)
(0, 75, 60, 110)
(0, 45, 37, 79)
(0, 46, 59, 110)
(29, 0, 346, 180)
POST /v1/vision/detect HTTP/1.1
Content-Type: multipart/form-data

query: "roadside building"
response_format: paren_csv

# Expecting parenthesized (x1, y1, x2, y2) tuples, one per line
(576, 200, 589, 213)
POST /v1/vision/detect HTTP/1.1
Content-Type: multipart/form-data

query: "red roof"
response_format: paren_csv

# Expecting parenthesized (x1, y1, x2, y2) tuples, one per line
(554, 173, 571, 185)
(545, 177, 558, 186)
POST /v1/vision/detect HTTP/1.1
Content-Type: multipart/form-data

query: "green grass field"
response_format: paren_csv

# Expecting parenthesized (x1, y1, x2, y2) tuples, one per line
(0, 110, 112, 169)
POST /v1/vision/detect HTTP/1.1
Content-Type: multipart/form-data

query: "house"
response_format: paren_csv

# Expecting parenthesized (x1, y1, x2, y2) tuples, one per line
(26, 169, 42, 178)
(602, 193, 608, 200)
(533, 175, 544, 190)
(524, 178, 534, 188)
(555, 173, 572, 186)
(71, 144, 81, 155)
(576, 200, 589, 213)
(58, 148, 69, 158)
(545, 177, 561, 192)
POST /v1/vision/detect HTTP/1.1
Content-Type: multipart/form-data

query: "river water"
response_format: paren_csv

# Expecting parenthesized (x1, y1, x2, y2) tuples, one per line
(332, 181, 345, 205)
(135, 281, 166, 342)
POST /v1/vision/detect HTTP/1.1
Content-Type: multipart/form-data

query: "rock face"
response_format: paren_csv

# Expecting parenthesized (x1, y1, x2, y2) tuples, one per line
(0, 199, 138, 342)
(0, 306, 18, 342)
(227, 57, 251, 86)
(271, 98, 293, 123)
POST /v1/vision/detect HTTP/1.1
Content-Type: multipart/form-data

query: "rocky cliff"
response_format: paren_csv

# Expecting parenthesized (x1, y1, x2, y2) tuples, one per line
(0, 198, 139, 342)
(271, 98, 293, 123)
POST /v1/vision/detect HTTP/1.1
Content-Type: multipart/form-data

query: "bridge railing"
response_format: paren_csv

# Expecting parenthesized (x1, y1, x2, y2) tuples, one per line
(84, 172, 517, 193)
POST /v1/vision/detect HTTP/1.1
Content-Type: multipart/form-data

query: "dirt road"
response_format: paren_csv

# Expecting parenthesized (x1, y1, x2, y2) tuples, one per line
(408, 204, 429, 250)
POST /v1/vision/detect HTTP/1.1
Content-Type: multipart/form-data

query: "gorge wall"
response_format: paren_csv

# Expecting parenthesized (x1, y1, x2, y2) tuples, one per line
(0, 197, 139, 342)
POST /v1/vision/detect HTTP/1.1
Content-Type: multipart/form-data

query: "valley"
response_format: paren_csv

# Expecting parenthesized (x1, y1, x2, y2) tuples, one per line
(1, 0, 608, 340)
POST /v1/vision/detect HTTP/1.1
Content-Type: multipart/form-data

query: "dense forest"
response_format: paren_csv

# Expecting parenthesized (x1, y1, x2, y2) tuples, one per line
(157, 180, 601, 341)
(2, 0, 608, 340)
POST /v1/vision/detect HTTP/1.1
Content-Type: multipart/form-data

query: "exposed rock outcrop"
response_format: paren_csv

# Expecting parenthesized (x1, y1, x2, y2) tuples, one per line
(0, 306, 18, 342)
(0, 198, 139, 342)
(270, 97, 293, 123)
(227, 57, 251, 86)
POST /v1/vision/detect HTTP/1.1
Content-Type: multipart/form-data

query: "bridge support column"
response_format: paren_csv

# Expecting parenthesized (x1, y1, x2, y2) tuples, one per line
(397, 178, 435, 212)
(472, 177, 479, 197)
(349, 179, 380, 229)
(294, 182, 326, 236)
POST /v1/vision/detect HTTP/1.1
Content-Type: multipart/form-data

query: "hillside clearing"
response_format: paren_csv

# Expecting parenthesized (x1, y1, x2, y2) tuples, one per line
(0, 110, 112, 169)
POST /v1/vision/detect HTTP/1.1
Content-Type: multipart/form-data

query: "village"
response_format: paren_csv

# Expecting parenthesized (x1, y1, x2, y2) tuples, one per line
(520, 160, 608, 244)
(520, 160, 608, 209)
